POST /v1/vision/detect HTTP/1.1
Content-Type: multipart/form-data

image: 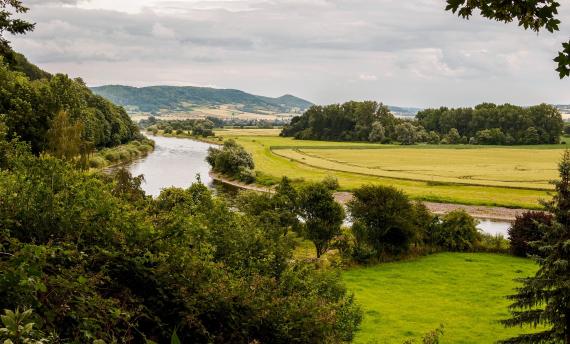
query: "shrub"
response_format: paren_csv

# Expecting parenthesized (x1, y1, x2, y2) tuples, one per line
(237, 167, 256, 184)
(88, 156, 106, 168)
(433, 210, 479, 251)
(508, 211, 553, 257)
(476, 233, 509, 253)
(206, 139, 255, 178)
(322, 174, 340, 190)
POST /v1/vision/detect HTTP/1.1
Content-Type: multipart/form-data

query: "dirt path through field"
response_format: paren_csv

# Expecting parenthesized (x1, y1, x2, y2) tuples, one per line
(210, 173, 528, 221)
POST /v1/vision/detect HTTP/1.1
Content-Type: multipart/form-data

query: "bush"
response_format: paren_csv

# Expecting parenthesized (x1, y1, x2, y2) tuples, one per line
(433, 210, 479, 251)
(476, 233, 509, 253)
(508, 211, 553, 257)
(237, 167, 256, 184)
(206, 139, 255, 179)
(322, 174, 340, 190)
(88, 156, 106, 168)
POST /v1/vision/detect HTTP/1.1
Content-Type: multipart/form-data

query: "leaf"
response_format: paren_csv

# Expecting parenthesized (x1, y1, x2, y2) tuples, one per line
(171, 330, 181, 344)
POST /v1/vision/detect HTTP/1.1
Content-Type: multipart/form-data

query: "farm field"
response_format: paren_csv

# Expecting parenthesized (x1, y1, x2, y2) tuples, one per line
(343, 253, 538, 344)
(212, 129, 565, 208)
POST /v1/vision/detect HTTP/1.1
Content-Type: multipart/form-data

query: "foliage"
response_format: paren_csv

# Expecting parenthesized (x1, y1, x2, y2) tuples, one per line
(281, 101, 400, 142)
(432, 210, 479, 251)
(508, 211, 553, 257)
(445, 0, 569, 78)
(348, 185, 419, 259)
(298, 182, 345, 258)
(0, 141, 362, 343)
(395, 122, 418, 145)
(501, 151, 570, 343)
(206, 139, 255, 183)
(322, 174, 340, 190)
(0, 308, 52, 344)
(0, 0, 35, 63)
(403, 325, 445, 344)
(417, 103, 563, 145)
(476, 233, 510, 254)
(0, 59, 140, 154)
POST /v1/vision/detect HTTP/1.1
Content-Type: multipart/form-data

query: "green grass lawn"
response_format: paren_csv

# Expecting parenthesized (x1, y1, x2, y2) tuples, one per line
(343, 253, 539, 344)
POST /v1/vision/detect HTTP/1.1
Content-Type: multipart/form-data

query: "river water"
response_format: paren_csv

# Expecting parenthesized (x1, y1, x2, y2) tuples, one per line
(124, 135, 512, 236)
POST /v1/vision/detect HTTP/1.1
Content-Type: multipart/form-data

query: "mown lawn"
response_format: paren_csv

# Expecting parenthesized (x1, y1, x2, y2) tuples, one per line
(343, 253, 539, 344)
(211, 130, 556, 208)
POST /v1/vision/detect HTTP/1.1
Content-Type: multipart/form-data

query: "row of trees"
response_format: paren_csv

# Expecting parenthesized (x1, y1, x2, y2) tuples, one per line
(281, 101, 564, 146)
(416, 103, 564, 145)
(141, 117, 216, 137)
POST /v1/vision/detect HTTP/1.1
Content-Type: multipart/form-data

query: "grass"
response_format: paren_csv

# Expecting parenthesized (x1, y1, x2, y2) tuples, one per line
(342, 253, 539, 344)
(211, 130, 560, 208)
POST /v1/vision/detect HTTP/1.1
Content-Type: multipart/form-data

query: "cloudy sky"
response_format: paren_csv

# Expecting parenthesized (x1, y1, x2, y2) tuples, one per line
(10, 0, 570, 107)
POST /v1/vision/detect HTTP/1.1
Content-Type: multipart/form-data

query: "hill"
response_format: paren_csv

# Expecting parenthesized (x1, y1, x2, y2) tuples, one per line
(91, 85, 314, 115)
(0, 51, 140, 153)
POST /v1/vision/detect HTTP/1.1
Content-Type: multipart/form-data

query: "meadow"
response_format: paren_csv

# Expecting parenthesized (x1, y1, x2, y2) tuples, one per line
(212, 129, 565, 208)
(343, 253, 538, 343)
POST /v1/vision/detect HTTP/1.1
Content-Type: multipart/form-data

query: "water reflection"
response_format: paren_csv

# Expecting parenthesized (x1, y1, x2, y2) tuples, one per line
(126, 135, 215, 197)
(477, 218, 511, 236)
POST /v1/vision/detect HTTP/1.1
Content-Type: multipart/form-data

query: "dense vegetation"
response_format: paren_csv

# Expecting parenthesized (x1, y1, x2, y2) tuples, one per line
(141, 117, 216, 137)
(207, 139, 256, 183)
(91, 85, 314, 114)
(0, 131, 362, 343)
(281, 101, 563, 145)
(416, 103, 563, 145)
(501, 151, 570, 343)
(0, 58, 140, 154)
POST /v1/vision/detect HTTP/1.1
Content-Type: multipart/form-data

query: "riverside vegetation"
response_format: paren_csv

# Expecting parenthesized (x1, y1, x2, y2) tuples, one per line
(2, 1, 570, 343)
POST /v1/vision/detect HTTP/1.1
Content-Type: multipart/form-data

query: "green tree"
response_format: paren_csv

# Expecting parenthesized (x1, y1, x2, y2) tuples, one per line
(395, 122, 418, 145)
(445, 0, 569, 78)
(433, 210, 479, 251)
(368, 121, 386, 142)
(446, 128, 461, 144)
(501, 151, 570, 343)
(348, 185, 418, 257)
(299, 182, 345, 258)
(0, 0, 35, 62)
(46, 111, 84, 161)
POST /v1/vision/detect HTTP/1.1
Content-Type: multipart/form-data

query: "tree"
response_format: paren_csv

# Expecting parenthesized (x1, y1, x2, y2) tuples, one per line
(348, 185, 418, 257)
(0, 0, 35, 62)
(206, 139, 255, 182)
(395, 122, 418, 145)
(298, 182, 345, 258)
(446, 128, 461, 144)
(508, 211, 553, 257)
(46, 111, 84, 161)
(501, 150, 570, 343)
(433, 210, 479, 251)
(445, 0, 570, 78)
(368, 121, 385, 142)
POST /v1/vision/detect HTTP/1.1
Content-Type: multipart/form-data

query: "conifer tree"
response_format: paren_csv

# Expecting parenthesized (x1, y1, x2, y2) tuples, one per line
(501, 150, 570, 343)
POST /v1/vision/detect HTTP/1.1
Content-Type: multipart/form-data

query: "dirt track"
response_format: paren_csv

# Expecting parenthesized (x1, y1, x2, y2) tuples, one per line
(211, 173, 529, 221)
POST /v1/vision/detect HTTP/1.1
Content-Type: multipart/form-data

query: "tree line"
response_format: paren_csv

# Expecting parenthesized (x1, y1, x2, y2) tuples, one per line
(281, 101, 564, 145)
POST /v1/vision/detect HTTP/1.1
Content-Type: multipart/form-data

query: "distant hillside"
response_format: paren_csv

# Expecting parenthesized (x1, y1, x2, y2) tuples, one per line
(388, 106, 422, 117)
(555, 104, 570, 114)
(91, 85, 314, 115)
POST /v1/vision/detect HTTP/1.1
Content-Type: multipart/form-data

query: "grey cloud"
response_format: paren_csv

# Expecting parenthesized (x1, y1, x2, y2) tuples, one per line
(10, 0, 570, 106)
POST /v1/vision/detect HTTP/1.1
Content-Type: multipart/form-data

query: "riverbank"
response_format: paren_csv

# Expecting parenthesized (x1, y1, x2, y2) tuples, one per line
(88, 138, 155, 170)
(210, 172, 527, 221)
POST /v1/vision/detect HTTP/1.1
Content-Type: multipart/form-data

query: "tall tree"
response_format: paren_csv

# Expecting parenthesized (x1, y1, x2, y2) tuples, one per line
(445, 0, 570, 78)
(0, 0, 35, 61)
(299, 182, 345, 258)
(501, 150, 570, 343)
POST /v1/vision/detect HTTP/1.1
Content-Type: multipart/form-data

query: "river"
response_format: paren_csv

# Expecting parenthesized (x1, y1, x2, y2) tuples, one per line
(124, 135, 512, 236)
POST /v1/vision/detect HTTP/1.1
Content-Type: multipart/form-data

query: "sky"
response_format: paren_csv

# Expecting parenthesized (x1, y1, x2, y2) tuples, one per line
(10, 0, 570, 107)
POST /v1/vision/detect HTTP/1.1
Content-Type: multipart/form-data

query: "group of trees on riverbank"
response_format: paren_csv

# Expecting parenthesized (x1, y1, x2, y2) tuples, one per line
(281, 101, 564, 146)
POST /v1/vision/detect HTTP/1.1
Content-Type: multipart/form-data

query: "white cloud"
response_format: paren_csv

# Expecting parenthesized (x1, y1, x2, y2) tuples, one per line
(10, 0, 570, 106)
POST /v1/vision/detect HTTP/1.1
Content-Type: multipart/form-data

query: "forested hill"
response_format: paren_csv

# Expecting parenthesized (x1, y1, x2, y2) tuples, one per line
(0, 52, 140, 153)
(91, 85, 314, 114)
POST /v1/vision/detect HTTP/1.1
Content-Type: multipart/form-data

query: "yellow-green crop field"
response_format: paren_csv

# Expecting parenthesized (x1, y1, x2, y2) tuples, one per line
(213, 129, 568, 208)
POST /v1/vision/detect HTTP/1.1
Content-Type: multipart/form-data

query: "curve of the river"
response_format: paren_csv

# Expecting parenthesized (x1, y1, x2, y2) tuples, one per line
(124, 135, 512, 236)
